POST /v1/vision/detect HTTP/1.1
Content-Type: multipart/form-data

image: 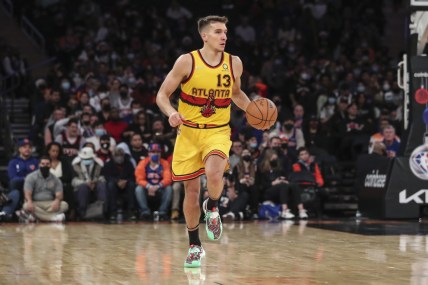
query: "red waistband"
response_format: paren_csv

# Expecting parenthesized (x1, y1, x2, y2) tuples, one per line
(182, 120, 228, 129)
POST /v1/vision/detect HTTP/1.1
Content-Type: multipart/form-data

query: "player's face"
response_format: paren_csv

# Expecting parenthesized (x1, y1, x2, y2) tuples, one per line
(204, 22, 227, 51)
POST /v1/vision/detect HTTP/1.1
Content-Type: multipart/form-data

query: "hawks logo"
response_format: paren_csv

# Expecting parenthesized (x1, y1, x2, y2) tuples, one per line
(410, 144, 428, 180)
(201, 95, 216, 117)
(179, 92, 231, 118)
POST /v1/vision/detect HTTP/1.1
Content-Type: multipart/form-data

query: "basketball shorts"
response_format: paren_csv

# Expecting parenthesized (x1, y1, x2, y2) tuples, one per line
(172, 125, 232, 181)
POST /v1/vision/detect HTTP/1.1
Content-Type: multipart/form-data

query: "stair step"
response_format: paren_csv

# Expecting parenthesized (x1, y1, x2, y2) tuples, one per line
(12, 122, 30, 125)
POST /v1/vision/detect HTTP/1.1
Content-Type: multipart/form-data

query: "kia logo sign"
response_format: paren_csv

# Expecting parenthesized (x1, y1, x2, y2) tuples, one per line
(399, 189, 428, 204)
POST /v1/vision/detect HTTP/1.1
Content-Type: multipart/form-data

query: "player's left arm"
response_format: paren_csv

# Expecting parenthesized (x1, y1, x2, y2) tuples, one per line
(231, 55, 251, 111)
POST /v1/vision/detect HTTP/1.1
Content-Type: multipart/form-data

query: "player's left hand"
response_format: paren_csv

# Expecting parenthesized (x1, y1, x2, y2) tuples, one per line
(168, 112, 185, 127)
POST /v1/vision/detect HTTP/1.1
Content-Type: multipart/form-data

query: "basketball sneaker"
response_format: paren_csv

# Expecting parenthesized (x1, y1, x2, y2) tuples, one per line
(202, 199, 222, 241)
(280, 209, 295, 219)
(184, 244, 205, 268)
(299, 210, 308, 219)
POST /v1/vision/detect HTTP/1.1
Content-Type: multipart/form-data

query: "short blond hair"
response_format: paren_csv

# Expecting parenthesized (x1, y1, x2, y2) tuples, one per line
(197, 15, 228, 33)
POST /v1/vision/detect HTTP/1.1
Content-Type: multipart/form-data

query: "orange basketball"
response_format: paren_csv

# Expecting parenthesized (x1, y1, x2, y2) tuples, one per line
(245, 98, 278, 130)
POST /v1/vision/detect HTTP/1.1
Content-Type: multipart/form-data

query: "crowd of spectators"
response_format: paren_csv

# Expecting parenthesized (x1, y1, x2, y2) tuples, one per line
(0, 0, 405, 222)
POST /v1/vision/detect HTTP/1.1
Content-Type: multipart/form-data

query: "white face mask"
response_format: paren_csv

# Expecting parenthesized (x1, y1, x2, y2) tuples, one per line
(82, 159, 94, 166)
(132, 108, 142, 115)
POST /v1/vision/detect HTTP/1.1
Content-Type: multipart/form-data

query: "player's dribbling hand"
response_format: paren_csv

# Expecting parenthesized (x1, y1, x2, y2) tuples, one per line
(168, 112, 185, 127)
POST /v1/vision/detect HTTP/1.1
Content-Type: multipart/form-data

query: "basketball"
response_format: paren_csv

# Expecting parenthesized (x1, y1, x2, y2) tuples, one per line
(245, 98, 278, 130)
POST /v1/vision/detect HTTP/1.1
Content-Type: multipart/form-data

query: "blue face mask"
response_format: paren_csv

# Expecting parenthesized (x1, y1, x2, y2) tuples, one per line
(250, 142, 258, 149)
(150, 154, 159, 163)
(82, 159, 94, 166)
(95, 129, 106, 137)
(61, 82, 71, 90)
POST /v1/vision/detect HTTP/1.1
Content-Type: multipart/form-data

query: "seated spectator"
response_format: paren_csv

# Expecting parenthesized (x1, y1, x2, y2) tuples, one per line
(229, 140, 244, 170)
(337, 102, 370, 161)
(44, 107, 66, 146)
(0, 185, 20, 222)
(279, 117, 305, 161)
(7, 138, 39, 196)
(86, 121, 116, 151)
(257, 149, 308, 219)
(135, 143, 172, 221)
(302, 115, 330, 155)
(369, 118, 401, 151)
(220, 173, 249, 221)
(128, 133, 148, 166)
(96, 134, 113, 162)
(123, 110, 152, 142)
(232, 148, 257, 218)
(80, 112, 95, 138)
(292, 147, 324, 188)
(293, 104, 305, 129)
(97, 97, 111, 124)
(382, 125, 400, 158)
(72, 147, 108, 220)
(46, 142, 75, 220)
(113, 83, 132, 119)
(151, 117, 174, 159)
(103, 147, 137, 221)
(104, 107, 128, 143)
(55, 118, 85, 162)
(19, 156, 68, 223)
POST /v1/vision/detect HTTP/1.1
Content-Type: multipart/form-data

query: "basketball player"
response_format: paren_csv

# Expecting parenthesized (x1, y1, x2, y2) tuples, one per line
(156, 15, 251, 267)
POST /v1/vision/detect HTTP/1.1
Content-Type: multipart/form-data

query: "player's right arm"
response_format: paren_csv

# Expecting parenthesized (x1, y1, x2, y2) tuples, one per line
(156, 54, 192, 127)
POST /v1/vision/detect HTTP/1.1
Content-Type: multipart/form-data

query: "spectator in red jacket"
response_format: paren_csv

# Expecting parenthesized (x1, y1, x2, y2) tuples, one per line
(292, 147, 324, 187)
(104, 108, 128, 143)
(135, 143, 172, 221)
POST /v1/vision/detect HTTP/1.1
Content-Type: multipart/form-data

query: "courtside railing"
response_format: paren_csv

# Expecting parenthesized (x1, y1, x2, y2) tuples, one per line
(0, 57, 56, 159)
(21, 16, 46, 49)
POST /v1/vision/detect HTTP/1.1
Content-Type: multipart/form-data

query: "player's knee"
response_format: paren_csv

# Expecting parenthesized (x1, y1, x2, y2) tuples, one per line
(205, 168, 223, 182)
(185, 190, 199, 206)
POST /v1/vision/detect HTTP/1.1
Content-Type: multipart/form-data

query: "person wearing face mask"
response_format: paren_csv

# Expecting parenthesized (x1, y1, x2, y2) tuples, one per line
(18, 156, 68, 223)
(97, 97, 111, 124)
(113, 84, 133, 119)
(279, 117, 305, 162)
(135, 143, 172, 221)
(292, 147, 324, 188)
(244, 134, 260, 160)
(86, 121, 117, 152)
(80, 112, 95, 138)
(96, 135, 113, 162)
(102, 147, 137, 221)
(122, 100, 143, 125)
(302, 115, 330, 154)
(60, 78, 72, 94)
(319, 96, 337, 124)
(257, 149, 308, 220)
(72, 147, 108, 220)
(104, 108, 128, 142)
(232, 148, 257, 219)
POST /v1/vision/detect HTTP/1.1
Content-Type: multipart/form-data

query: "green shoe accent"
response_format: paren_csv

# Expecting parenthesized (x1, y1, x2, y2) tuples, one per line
(203, 199, 223, 241)
(184, 245, 205, 268)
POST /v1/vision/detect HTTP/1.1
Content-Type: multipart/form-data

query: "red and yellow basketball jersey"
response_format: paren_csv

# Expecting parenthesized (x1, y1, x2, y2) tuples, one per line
(179, 50, 235, 125)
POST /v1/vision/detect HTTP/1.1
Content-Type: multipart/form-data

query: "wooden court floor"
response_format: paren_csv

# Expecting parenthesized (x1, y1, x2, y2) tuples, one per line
(1, 219, 428, 285)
